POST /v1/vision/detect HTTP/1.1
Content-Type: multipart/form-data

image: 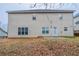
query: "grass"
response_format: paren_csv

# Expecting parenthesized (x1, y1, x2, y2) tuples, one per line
(0, 37, 79, 56)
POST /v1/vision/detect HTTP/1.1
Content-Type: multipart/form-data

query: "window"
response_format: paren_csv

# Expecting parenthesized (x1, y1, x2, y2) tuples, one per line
(22, 27, 24, 35)
(59, 14, 63, 20)
(60, 16, 63, 19)
(18, 27, 21, 35)
(32, 16, 36, 20)
(25, 27, 28, 35)
(75, 21, 79, 25)
(64, 27, 68, 31)
(18, 27, 28, 35)
(42, 27, 49, 34)
(53, 27, 56, 29)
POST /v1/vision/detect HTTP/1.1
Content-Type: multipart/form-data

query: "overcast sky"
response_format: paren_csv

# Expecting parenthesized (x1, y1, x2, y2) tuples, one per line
(0, 3, 79, 31)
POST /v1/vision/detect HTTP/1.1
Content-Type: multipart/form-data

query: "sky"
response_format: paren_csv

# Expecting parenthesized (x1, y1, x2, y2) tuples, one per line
(0, 3, 79, 31)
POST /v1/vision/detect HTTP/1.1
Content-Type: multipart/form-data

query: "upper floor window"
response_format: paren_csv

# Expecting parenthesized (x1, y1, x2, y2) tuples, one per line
(59, 14, 63, 20)
(32, 16, 36, 20)
(42, 27, 49, 34)
(18, 27, 28, 35)
(32, 14, 36, 21)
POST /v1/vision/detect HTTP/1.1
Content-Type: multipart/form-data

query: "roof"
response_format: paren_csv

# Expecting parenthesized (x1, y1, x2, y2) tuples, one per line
(74, 13, 79, 18)
(7, 9, 74, 14)
(0, 28, 7, 34)
(75, 21, 79, 24)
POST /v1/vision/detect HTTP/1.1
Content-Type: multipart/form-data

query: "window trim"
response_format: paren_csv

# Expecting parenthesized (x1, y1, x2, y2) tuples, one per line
(18, 27, 28, 35)
(18, 27, 21, 35)
(42, 27, 49, 34)
(64, 27, 68, 31)
(59, 14, 63, 20)
(32, 16, 36, 20)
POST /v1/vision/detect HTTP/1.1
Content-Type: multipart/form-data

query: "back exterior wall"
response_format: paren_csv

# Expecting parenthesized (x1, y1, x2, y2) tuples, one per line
(8, 12, 73, 37)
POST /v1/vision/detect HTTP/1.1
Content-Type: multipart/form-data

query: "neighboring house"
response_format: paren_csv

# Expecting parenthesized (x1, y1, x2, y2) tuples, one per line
(7, 9, 74, 38)
(0, 27, 7, 38)
(74, 13, 79, 35)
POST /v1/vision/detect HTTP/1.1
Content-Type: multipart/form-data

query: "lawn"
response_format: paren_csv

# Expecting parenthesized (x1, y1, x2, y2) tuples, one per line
(0, 37, 79, 56)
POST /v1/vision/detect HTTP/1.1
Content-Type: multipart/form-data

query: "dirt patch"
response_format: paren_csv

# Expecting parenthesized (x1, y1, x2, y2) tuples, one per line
(0, 37, 79, 56)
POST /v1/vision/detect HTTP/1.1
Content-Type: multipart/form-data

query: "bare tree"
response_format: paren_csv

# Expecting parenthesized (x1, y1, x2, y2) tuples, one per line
(2, 24, 7, 32)
(30, 3, 50, 9)
(30, 3, 65, 9)
(43, 3, 48, 9)
(30, 3, 37, 8)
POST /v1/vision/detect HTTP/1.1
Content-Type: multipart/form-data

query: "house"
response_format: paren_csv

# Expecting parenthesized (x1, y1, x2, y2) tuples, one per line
(74, 13, 79, 36)
(7, 9, 74, 38)
(0, 27, 7, 38)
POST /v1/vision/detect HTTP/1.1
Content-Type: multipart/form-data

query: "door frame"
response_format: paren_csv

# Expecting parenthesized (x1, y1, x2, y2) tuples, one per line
(51, 26, 59, 36)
